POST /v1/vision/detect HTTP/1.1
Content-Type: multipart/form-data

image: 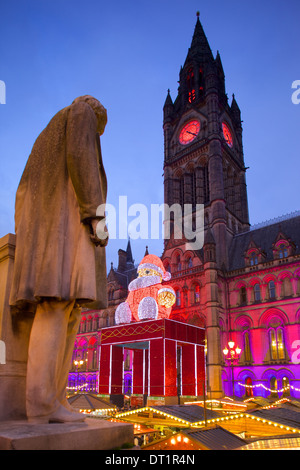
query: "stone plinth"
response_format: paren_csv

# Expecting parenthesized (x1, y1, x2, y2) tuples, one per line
(0, 233, 34, 421)
(0, 418, 134, 450)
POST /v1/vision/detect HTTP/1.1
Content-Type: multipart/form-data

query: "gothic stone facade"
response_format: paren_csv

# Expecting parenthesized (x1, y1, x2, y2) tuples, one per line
(69, 16, 300, 400)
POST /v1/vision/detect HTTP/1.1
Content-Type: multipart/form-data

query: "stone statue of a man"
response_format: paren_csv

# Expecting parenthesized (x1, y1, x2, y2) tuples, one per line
(9, 95, 108, 423)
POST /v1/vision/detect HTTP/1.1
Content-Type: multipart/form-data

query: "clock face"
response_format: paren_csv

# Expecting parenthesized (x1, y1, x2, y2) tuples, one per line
(179, 120, 200, 145)
(222, 122, 233, 148)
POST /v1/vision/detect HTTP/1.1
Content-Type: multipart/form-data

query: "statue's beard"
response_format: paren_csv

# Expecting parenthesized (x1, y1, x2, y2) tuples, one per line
(128, 275, 161, 292)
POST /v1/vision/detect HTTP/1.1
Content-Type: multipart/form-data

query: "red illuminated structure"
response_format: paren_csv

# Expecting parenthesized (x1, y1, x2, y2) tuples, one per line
(98, 318, 205, 406)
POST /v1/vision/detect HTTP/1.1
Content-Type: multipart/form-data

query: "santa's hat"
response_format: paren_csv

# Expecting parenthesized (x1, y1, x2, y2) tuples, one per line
(138, 254, 171, 281)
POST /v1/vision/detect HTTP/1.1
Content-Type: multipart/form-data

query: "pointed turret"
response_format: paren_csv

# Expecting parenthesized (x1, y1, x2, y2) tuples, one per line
(231, 93, 241, 125)
(163, 89, 174, 123)
(126, 238, 134, 265)
(184, 12, 214, 65)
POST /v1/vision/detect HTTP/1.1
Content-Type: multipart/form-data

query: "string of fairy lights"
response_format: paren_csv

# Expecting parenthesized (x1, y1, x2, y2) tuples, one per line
(67, 380, 300, 396)
(238, 382, 300, 394)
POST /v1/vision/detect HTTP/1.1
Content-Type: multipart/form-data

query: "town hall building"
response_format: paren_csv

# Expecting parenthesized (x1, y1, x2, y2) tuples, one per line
(69, 14, 300, 401)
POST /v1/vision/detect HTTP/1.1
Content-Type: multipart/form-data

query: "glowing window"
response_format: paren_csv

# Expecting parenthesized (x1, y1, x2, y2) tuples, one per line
(269, 327, 285, 360)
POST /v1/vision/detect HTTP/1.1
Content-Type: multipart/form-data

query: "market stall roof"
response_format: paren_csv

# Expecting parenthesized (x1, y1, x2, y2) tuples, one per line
(183, 426, 247, 450)
(68, 393, 115, 411)
(144, 425, 247, 451)
(116, 404, 221, 427)
(237, 434, 300, 450)
(248, 406, 300, 431)
(198, 405, 300, 438)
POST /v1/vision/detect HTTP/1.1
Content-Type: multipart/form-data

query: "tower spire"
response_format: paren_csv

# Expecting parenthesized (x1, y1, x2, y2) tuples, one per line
(185, 11, 213, 64)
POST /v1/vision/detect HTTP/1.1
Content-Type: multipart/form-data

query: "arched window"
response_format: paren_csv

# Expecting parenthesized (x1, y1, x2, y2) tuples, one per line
(250, 252, 258, 266)
(270, 376, 278, 397)
(108, 288, 114, 301)
(80, 319, 86, 333)
(86, 317, 92, 332)
(245, 377, 253, 397)
(165, 263, 171, 273)
(254, 283, 261, 302)
(176, 255, 182, 272)
(282, 376, 290, 397)
(270, 329, 277, 360)
(281, 276, 292, 298)
(269, 327, 285, 360)
(124, 373, 132, 395)
(187, 67, 195, 103)
(268, 280, 276, 299)
(240, 286, 247, 305)
(193, 284, 200, 304)
(175, 289, 181, 307)
(277, 328, 285, 359)
(243, 331, 252, 362)
(279, 244, 288, 259)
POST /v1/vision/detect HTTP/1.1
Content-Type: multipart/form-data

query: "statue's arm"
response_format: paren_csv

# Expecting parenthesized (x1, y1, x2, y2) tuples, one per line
(66, 101, 105, 223)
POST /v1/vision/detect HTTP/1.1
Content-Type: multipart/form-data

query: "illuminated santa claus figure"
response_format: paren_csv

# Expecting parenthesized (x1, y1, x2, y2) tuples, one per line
(115, 254, 176, 324)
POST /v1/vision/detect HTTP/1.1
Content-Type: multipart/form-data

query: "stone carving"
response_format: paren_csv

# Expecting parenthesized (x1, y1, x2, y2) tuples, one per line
(9, 96, 108, 423)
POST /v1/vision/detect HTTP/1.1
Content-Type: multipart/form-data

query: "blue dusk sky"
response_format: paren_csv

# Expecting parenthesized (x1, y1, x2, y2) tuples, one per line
(0, 0, 299, 269)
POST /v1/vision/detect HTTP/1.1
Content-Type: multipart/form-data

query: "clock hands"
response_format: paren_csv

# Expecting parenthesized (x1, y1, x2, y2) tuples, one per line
(186, 130, 197, 136)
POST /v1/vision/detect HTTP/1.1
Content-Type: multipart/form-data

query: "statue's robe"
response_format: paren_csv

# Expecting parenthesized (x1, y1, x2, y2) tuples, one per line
(9, 100, 107, 312)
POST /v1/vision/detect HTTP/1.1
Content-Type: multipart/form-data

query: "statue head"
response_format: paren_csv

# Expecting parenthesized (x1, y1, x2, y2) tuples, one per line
(72, 95, 107, 135)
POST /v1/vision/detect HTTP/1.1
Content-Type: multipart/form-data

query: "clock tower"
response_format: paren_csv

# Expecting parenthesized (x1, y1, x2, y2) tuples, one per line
(163, 12, 250, 269)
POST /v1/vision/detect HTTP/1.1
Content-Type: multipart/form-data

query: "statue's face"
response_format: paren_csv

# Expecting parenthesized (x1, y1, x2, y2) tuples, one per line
(94, 106, 107, 136)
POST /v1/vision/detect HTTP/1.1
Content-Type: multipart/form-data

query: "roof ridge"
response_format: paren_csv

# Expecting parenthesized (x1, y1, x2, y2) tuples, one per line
(250, 210, 300, 231)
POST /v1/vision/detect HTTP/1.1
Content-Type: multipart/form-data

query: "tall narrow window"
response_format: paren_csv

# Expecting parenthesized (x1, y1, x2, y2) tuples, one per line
(193, 284, 200, 304)
(270, 329, 277, 360)
(175, 289, 181, 307)
(92, 347, 98, 369)
(269, 327, 285, 360)
(270, 376, 278, 397)
(244, 332, 251, 362)
(245, 377, 253, 397)
(199, 67, 204, 97)
(250, 252, 258, 266)
(282, 376, 290, 397)
(187, 67, 195, 103)
(277, 328, 285, 359)
(240, 286, 247, 305)
(254, 283, 261, 302)
(268, 280, 276, 299)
